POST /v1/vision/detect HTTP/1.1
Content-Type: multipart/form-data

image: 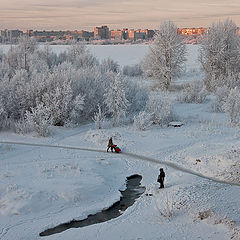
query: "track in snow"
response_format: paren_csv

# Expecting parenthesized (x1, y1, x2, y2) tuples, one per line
(1, 141, 240, 187)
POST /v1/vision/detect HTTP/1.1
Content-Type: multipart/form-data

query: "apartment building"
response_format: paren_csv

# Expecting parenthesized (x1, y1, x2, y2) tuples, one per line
(178, 28, 206, 36)
(25, 30, 93, 42)
(94, 26, 110, 39)
(0, 29, 23, 43)
(110, 30, 123, 40)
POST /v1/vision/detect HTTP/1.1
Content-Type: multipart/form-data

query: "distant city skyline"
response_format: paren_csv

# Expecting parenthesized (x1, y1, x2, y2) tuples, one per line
(1, 0, 240, 30)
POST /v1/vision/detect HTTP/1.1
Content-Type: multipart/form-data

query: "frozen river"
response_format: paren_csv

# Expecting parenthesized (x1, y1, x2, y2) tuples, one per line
(0, 44, 200, 69)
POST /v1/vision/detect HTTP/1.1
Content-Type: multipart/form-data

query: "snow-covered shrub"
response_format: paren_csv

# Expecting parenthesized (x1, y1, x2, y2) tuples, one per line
(4, 35, 38, 72)
(67, 42, 98, 69)
(0, 100, 8, 129)
(124, 79, 149, 115)
(211, 86, 230, 112)
(0, 40, 105, 134)
(177, 80, 208, 103)
(133, 111, 153, 131)
(73, 67, 110, 121)
(200, 19, 240, 92)
(104, 73, 129, 126)
(146, 93, 173, 126)
(28, 50, 49, 74)
(42, 72, 84, 126)
(68, 94, 86, 124)
(36, 45, 59, 69)
(100, 58, 119, 73)
(223, 87, 240, 125)
(155, 192, 174, 219)
(123, 64, 143, 77)
(84, 129, 108, 146)
(24, 103, 53, 137)
(92, 105, 106, 129)
(0, 38, 151, 135)
(14, 118, 33, 135)
(0, 50, 3, 62)
(142, 21, 186, 90)
(197, 209, 212, 220)
(0, 69, 31, 120)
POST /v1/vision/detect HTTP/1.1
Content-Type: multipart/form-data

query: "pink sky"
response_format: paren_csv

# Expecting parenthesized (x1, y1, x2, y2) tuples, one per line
(1, 0, 240, 30)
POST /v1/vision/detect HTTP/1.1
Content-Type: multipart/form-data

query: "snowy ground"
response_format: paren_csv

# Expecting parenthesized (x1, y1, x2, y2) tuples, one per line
(0, 45, 239, 240)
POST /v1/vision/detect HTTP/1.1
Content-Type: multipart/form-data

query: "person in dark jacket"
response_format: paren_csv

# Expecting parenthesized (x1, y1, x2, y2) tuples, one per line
(157, 168, 165, 188)
(107, 137, 114, 152)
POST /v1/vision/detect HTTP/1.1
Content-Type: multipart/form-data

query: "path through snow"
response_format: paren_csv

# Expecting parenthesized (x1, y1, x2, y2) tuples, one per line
(1, 141, 239, 187)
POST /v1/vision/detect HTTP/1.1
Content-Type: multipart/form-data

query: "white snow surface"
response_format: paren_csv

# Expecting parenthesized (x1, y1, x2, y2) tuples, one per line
(0, 43, 199, 68)
(0, 45, 239, 240)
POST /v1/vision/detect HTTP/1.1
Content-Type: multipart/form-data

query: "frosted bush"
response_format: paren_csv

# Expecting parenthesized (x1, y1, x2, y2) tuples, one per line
(73, 67, 111, 121)
(223, 87, 240, 125)
(124, 79, 149, 114)
(14, 119, 33, 135)
(0, 38, 149, 135)
(92, 105, 106, 129)
(211, 86, 230, 112)
(68, 94, 85, 124)
(146, 93, 173, 126)
(0, 69, 31, 120)
(104, 73, 129, 126)
(38, 63, 85, 125)
(42, 81, 82, 126)
(100, 58, 119, 73)
(0, 100, 8, 129)
(24, 103, 53, 137)
(67, 42, 98, 69)
(123, 64, 143, 77)
(84, 129, 109, 145)
(155, 192, 174, 219)
(133, 111, 153, 131)
(177, 80, 208, 103)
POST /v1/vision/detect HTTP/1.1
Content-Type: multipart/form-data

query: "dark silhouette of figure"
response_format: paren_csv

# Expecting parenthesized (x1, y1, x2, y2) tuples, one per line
(157, 168, 165, 188)
(107, 137, 114, 152)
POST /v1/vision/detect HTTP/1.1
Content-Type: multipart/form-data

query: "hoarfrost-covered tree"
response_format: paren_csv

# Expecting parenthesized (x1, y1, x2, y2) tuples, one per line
(74, 67, 110, 120)
(211, 86, 230, 112)
(92, 105, 106, 129)
(67, 41, 98, 69)
(123, 64, 143, 77)
(125, 79, 149, 114)
(18, 35, 37, 71)
(104, 73, 128, 126)
(100, 58, 119, 73)
(0, 69, 30, 120)
(24, 103, 53, 137)
(4, 35, 37, 74)
(200, 19, 240, 91)
(0, 100, 7, 129)
(42, 77, 84, 126)
(143, 21, 186, 89)
(223, 87, 240, 125)
(177, 80, 208, 103)
(146, 93, 173, 126)
(0, 38, 152, 135)
(133, 111, 153, 131)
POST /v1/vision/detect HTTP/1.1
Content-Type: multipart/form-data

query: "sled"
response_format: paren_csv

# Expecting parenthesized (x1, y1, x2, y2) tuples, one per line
(113, 144, 121, 153)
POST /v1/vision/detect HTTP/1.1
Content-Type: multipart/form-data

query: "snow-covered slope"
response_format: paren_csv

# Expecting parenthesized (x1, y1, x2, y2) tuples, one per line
(0, 44, 239, 240)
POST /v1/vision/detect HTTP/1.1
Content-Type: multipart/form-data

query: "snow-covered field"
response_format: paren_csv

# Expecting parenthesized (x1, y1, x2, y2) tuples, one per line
(0, 45, 239, 240)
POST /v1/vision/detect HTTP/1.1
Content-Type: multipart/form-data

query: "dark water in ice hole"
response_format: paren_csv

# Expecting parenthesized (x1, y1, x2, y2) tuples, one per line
(39, 174, 145, 237)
